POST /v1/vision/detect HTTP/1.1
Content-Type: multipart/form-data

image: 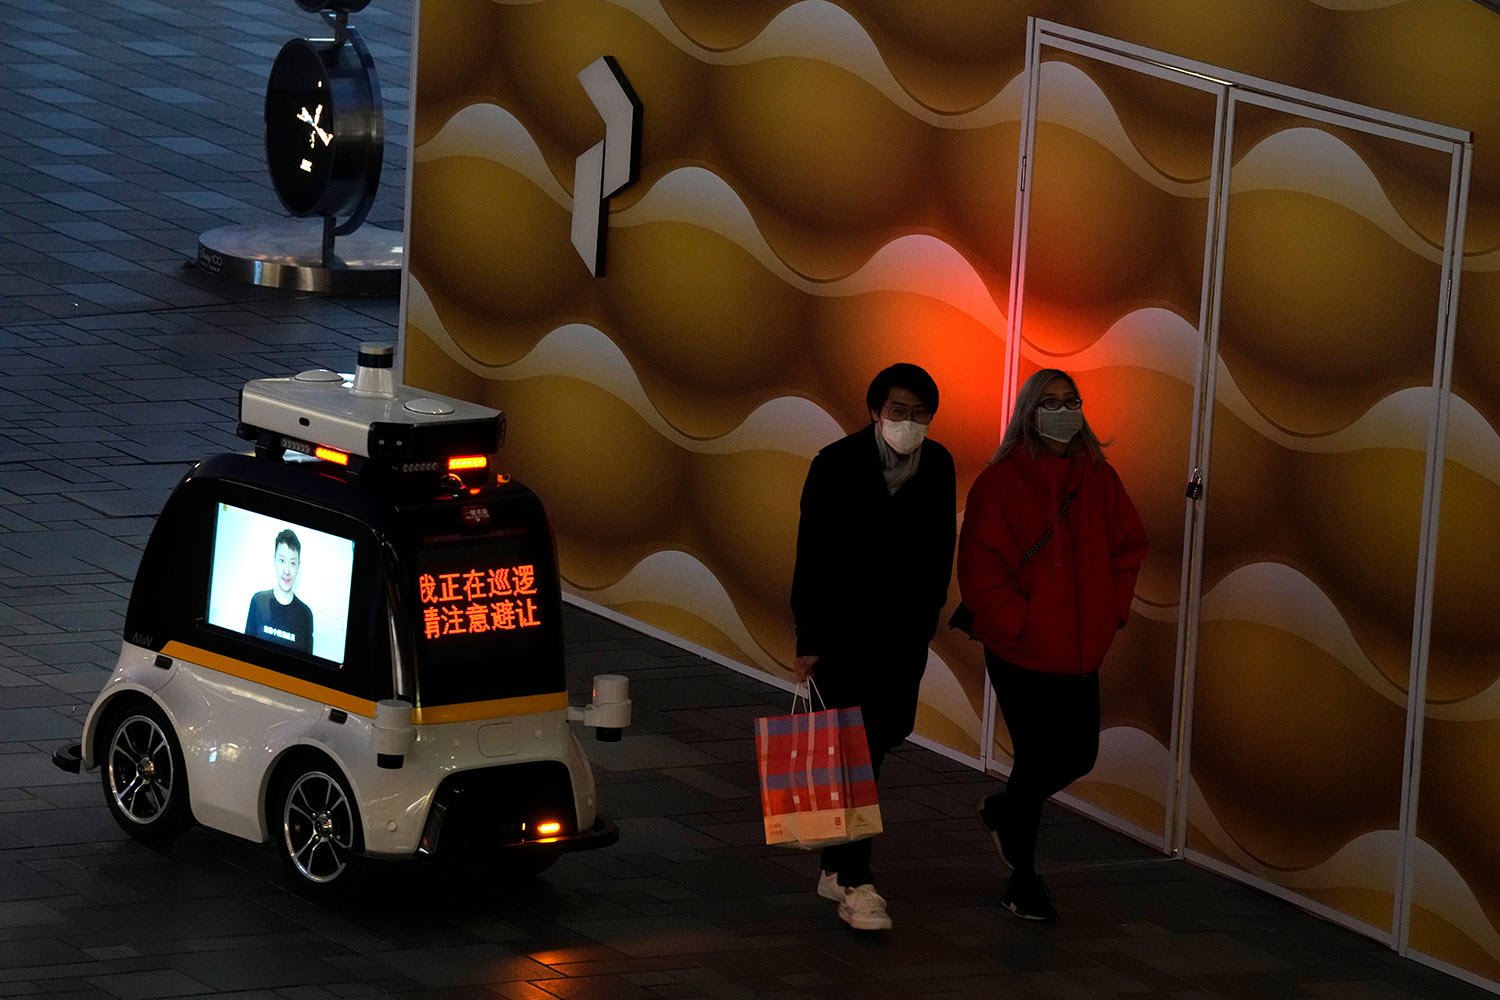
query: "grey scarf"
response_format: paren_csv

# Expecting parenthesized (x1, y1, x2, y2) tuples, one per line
(873, 424, 921, 495)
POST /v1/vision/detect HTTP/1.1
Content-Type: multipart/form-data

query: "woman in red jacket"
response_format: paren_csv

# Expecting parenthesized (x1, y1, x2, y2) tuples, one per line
(957, 368, 1148, 922)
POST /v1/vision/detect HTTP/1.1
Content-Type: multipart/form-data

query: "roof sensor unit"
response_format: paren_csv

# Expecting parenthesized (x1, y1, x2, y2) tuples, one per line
(237, 343, 504, 470)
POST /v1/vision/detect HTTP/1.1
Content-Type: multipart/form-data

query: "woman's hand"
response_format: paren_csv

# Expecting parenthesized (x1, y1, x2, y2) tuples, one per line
(793, 655, 819, 682)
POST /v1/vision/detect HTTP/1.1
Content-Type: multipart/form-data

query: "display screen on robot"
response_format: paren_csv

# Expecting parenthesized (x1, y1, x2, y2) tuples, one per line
(205, 503, 356, 663)
(415, 553, 543, 641)
(412, 533, 551, 682)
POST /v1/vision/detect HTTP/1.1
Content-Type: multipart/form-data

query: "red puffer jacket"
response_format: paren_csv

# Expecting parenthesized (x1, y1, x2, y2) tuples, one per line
(957, 447, 1147, 674)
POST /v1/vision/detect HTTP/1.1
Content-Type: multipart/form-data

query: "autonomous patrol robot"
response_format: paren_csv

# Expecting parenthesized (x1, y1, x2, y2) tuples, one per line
(54, 345, 631, 891)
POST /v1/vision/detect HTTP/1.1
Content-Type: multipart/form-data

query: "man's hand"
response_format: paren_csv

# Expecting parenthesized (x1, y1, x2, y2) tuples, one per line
(792, 655, 819, 683)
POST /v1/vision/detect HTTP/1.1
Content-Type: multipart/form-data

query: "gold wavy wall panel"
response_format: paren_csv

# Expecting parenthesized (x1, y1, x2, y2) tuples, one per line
(405, 0, 1500, 983)
(408, 0, 1043, 762)
(1419, 264, 1500, 975)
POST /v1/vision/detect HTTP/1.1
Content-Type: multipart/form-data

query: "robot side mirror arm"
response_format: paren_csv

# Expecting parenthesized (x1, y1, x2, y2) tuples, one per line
(372, 698, 415, 768)
(567, 673, 631, 742)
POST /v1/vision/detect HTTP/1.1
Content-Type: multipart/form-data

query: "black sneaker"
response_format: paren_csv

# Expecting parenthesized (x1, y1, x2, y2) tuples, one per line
(1002, 874, 1056, 922)
(974, 796, 1013, 871)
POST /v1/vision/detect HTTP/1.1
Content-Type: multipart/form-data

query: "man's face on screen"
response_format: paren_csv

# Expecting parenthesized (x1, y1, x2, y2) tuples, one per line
(274, 542, 301, 598)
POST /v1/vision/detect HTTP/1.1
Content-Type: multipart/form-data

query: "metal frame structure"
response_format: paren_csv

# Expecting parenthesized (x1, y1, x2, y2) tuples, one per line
(1001, 15, 1474, 973)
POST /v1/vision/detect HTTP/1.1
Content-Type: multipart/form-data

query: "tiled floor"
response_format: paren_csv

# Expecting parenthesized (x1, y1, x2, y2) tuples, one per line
(0, 2, 1494, 998)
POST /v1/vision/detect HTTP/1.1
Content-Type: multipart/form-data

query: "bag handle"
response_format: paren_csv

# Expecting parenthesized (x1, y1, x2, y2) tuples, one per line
(790, 677, 827, 714)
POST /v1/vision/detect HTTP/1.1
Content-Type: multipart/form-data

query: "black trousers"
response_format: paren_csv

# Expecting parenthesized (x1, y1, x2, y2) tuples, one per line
(985, 651, 1100, 879)
(819, 737, 887, 887)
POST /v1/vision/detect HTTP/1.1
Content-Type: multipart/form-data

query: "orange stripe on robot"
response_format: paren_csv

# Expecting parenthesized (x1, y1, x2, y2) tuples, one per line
(160, 642, 567, 724)
(162, 641, 377, 717)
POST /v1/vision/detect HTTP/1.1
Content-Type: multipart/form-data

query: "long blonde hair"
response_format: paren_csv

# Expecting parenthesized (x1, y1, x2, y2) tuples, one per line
(992, 369, 1107, 464)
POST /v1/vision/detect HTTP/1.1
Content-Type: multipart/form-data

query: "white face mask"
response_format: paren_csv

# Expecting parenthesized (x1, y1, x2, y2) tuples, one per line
(880, 419, 928, 455)
(1036, 408, 1083, 443)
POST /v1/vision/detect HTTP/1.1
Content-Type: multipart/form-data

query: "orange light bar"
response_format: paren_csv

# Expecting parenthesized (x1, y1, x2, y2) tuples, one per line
(535, 820, 562, 837)
(314, 446, 350, 466)
(447, 455, 487, 471)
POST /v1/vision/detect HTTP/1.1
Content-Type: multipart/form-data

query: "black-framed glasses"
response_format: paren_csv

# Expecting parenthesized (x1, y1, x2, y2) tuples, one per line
(1038, 396, 1083, 411)
(882, 403, 933, 424)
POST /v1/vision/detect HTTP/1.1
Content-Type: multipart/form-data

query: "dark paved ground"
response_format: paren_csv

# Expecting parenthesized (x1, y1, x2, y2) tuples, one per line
(0, 2, 1493, 997)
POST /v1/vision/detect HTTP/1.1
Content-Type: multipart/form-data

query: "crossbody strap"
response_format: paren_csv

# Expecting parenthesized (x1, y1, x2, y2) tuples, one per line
(1017, 490, 1076, 569)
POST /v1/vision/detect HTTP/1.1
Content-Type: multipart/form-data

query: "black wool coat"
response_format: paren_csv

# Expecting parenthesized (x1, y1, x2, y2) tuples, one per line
(789, 425, 956, 748)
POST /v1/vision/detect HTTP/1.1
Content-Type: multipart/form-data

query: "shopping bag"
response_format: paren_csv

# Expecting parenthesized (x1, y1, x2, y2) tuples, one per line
(755, 690, 883, 849)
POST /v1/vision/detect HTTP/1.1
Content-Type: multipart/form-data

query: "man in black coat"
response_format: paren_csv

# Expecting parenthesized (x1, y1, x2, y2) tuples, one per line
(790, 362, 956, 931)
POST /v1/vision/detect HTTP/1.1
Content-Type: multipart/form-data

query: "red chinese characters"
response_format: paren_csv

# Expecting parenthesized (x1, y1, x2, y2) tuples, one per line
(417, 563, 541, 640)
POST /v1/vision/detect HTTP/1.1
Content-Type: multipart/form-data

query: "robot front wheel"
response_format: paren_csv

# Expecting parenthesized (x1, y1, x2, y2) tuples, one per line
(272, 751, 364, 893)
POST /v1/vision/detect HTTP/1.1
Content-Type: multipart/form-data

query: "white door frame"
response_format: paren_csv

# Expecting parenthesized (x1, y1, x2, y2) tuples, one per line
(1001, 16, 1473, 959)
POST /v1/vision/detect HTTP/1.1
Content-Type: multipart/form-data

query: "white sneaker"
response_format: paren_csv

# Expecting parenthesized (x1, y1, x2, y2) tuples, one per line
(837, 883, 893, 931)
(817, 870, 844, 902)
